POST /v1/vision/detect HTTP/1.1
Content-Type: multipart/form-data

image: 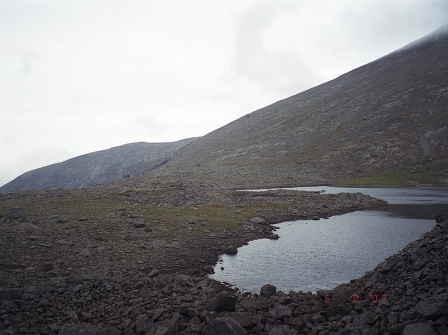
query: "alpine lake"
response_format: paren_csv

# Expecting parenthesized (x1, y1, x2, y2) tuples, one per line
(210, 186, 448, 293)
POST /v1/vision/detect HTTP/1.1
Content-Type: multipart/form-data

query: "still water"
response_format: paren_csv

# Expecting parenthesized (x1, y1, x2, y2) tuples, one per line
(210, 187, 448, 293)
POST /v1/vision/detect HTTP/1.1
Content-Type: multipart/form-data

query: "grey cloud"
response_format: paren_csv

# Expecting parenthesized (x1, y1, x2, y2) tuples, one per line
(22, 51, 39, 76)
(227, 1, 330, 100)
(336, 0, 448, 52)
(1, 1, 447, 186)
(232, 1, 296, 79)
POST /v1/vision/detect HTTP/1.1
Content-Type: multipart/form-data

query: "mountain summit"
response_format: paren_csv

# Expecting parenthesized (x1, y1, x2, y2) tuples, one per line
(124, 25, 448, 189)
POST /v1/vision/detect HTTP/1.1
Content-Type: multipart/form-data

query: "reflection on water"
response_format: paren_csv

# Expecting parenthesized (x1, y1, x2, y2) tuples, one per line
(210, 187, 448, 293)
(385, 204, 447, 220)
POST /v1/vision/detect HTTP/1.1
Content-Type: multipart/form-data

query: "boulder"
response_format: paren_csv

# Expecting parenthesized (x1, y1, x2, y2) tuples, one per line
(208, 294, 237, 312)
(148, 268, 160, 278)
(203, 317, 247, 335)
(221, 312, 255, 328)
(249, 217, 266, 224)
(285, 318, 305, 332)
(327, 291, 353, 317)
(135, 314, 151, 334)
(79, 248, 91, 257)
(416, 294, 448, 319)
(268, 325, 297, 335)
(153, 312, 183, 333)
(224, 247, 238, 255)
(202, 265, 215, 273)
(413, 259, 427, 271)
(268, 305, 292, 319)
(42, 263, 54, 272)
(402, 323, 438, 335)
(358, 311, 375, 327)
(260, 284, 277, 298)
(149, 315, 182, 335)
(151, 308, 166, 321)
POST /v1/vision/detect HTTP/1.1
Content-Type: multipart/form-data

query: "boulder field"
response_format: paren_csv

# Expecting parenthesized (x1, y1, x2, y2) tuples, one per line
(1, 213, 447, 334)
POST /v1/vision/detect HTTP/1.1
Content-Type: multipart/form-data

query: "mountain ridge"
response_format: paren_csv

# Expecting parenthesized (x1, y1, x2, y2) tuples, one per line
(3, 25, 448, 192)
(125, 24, 448, 189)
(0, 138, 198, 192)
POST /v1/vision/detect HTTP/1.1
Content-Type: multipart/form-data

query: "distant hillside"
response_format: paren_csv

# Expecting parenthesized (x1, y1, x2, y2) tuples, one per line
(0, 138, 197, 192)
(124, 25, 448, 189)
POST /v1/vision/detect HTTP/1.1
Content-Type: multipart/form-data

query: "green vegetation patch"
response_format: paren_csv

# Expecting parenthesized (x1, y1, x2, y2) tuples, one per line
(131, 203, 251, 242)
(335, 164, 448, 186)
(0, 189, 258, 244)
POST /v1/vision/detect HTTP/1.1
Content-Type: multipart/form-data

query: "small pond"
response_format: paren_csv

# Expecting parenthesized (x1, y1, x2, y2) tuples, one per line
(209, 187, 448, 293)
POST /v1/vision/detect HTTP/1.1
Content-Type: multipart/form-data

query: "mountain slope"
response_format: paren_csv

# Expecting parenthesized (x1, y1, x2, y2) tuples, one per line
(126, 25, 448, 189)
(0, 138, 197, 192)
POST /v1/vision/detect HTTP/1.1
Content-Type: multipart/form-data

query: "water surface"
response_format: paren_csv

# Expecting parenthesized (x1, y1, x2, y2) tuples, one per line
(210, 187, 447, 293)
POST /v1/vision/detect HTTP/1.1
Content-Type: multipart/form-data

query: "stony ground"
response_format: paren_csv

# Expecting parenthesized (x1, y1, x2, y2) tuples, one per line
(0, 187, 384, 288)
(1, 187, 446, 334)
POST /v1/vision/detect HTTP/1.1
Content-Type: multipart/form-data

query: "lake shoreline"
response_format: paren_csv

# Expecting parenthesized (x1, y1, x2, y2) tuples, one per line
(1, 206, 446, 334)
(154, 191, 387, 278)
(2, 187, 447, 334)
(209, 186, 447, 294)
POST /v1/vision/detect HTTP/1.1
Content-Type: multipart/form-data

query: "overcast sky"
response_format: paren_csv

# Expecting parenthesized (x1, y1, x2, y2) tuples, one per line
(1, 0, 447, 187)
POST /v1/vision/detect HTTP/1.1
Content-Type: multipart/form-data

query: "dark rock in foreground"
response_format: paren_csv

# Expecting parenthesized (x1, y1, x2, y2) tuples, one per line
(208, 294, 238, 312)
(1, 215, 447, 334)
(260, 284, 277, 298)
(435, 207, 448, 223)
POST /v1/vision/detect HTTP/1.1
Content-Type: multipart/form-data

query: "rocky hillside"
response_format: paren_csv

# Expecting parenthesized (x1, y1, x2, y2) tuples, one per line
(0, 138, 197, 192)
(125, 25, 448, 189)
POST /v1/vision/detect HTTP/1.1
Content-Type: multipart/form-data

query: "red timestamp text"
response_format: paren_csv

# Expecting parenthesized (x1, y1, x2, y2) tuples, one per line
(324, 293, 387, 303)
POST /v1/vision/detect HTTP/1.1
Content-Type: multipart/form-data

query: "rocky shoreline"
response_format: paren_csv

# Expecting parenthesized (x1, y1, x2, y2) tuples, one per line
(1, 189, 446, 334)
(1, 216, 447, 335)
(0, 189, 386, 288)
(151, 191, 388, 278)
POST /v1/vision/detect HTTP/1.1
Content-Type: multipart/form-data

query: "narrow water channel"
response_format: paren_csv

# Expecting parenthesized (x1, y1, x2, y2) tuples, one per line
(209, 187, 448, 293)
